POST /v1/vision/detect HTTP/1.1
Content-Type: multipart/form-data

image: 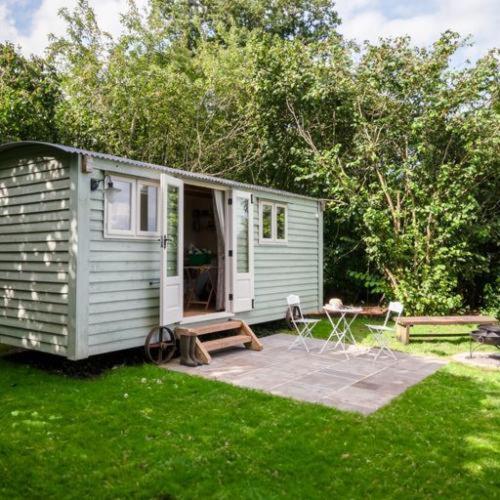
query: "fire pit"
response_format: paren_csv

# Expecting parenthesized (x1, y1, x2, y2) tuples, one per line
(470, 324, 500, 358)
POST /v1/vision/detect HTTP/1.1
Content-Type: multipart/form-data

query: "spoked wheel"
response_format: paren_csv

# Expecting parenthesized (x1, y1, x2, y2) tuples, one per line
(145, 326, 177, 365)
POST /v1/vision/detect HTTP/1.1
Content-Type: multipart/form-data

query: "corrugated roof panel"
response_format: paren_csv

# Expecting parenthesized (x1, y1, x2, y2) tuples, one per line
(0, 141, 318, 201)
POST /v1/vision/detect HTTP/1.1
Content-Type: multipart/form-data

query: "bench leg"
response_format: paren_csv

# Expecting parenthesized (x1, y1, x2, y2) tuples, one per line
(396, 324, 410, 344)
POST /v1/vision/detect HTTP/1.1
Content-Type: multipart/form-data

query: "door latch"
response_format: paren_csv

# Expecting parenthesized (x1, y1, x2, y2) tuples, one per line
(160, 235, 173, 248)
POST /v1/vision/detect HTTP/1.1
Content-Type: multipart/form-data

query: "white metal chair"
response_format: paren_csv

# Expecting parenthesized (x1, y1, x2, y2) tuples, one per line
(286, 294, 320, 352)
(366, 302, 404, 361)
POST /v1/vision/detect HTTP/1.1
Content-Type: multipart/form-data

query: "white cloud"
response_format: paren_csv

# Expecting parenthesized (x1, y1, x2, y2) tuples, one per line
(0, 0, 149, 56)
(0, 3, 19, 42)
(336, 0, 500, 63)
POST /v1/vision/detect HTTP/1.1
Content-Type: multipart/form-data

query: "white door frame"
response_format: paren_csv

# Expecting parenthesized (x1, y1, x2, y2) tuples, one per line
(229, 190, 254, 313)
(160, 174, 184, 326)
(224, 190, 232, 313)
(176, 182, 233, 321)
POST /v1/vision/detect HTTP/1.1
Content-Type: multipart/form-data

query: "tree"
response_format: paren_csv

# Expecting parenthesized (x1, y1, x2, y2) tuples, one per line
(0, 42, 60, 143)
(46, 1, 499, 313)
(153, 0, 339, 47)
(48, 0, 340, 171)
(285, 34, 500, 313)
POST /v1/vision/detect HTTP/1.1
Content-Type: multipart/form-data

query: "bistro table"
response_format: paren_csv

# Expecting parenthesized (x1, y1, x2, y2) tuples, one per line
(320, 304, 363, 356)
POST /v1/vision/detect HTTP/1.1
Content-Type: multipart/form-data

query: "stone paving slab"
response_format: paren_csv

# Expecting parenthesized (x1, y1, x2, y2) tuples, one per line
(165, 334, 446, 415)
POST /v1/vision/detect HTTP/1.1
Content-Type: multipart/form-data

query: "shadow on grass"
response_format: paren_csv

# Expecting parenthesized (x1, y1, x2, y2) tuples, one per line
(371, 367, 500, 490)
(253, 319, 290, 337)
(405, 337, 469, 356)
(1, 319, 292, 378)
(4, 347, 148, 378)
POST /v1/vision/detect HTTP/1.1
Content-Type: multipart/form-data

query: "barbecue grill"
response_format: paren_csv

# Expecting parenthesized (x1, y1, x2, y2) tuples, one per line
(469, 324, 500, 358)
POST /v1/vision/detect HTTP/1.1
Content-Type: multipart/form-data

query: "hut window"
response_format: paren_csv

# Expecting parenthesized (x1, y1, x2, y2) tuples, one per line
(107, 178, 134, 236)
(236, 197, 250, 273)
(261, 203, 273, 240)
(276, 205, 287, 241)
(259, 201, 287, 244)
(137, 181, 159, 235)
(105, 175, 160, 239)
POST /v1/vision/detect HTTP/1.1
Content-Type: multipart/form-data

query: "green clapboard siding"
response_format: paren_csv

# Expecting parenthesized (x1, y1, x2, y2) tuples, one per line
(87, 170, 161, 353)
(86, 167, 321, 355)
(239, 197, 321, 325)
(1, 146, 321, 358)
(0, 147, 71, 355)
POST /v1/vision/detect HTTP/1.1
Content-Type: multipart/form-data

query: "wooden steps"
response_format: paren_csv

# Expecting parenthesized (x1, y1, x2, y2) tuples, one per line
(203, 334, 252, 351)
(178, 320, 243, 336)
(176, 319, 263, 364)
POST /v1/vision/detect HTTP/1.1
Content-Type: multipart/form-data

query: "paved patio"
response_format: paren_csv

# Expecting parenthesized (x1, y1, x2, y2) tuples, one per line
(165, 334, 446, 414)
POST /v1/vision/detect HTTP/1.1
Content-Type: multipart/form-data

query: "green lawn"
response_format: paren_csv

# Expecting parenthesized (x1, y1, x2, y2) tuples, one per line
(305, 317, 498, 358)
(0, 333, 499, 499)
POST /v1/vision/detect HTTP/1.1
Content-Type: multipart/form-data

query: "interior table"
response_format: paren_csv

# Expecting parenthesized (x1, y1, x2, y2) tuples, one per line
(320, 305, 363, 357)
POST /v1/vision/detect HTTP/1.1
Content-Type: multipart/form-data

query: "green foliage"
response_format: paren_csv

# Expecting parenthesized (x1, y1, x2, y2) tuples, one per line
(0, 42, 60, 143)
(482, 277, 500, 318)
(348, 270, 391, 297)
(282, 34, 499, 313)
(1, 0, 498, 314)
(153, 0, 340, 45)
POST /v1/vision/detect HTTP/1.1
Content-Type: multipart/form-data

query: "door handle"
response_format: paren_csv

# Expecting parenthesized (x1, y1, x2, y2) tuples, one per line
(159, 235, 174, 248)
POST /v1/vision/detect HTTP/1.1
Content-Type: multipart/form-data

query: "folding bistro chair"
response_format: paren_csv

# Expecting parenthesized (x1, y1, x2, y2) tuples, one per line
(286, 294, 320, 352)
(366, 301, 404, 361)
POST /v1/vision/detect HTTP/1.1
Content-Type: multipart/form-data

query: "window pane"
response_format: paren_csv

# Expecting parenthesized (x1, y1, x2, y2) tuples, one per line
(139, 184, 158, 232)
(109, 180, 132, 231)
(262, 204, 272, 239)
(166, 185, 178, 277)
(276, 206, 286, 240)
(237, 197, 249, 273)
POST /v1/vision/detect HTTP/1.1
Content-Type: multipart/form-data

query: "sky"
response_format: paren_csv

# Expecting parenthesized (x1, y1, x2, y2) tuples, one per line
(0, 0, 498, 65)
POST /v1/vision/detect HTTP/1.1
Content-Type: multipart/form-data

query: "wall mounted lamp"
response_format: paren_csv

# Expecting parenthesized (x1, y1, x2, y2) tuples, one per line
(90, 175, 122, 203)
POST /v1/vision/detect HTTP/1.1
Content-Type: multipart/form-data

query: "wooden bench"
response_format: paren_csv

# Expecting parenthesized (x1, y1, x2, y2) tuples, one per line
(396, 315, 498, 344)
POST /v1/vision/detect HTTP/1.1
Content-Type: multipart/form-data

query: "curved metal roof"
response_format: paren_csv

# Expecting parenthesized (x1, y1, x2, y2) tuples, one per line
(0, 141, 318, 201)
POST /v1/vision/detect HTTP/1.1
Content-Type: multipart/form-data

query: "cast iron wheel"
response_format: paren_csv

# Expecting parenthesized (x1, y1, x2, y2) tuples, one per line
(145, 326, 177, 365)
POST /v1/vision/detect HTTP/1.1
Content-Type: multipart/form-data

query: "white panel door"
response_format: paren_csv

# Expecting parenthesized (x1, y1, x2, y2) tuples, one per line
(231, 190, 254, 312)
(160, 175, 183, 325)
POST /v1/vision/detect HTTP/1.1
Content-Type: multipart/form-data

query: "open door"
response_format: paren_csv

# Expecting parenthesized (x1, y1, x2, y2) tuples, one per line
(160, 174, 184, 325)
(230, 190, 254, 312)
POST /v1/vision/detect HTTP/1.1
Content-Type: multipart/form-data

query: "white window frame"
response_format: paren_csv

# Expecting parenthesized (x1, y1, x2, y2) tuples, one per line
(259, 200, 288, 244)
(104, 174, 160, 240)
(259, 201, 274, 242)
(104, 175, 136, 238)
(275, 203, 288, 243)
(136, 179, 161, 238)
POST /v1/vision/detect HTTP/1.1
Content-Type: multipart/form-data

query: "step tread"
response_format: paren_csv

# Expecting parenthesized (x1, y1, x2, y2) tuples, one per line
(202, 334, 252, 352)
(176, 320, 242, 337)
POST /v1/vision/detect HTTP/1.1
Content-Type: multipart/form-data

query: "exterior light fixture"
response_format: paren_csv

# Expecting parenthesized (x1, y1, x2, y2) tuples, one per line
(90, 175, 122, 203)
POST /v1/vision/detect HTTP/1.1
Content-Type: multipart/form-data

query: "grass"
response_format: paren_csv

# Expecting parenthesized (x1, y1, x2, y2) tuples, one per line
(307, 317, 498, 359)
(0, 336, 499, 499)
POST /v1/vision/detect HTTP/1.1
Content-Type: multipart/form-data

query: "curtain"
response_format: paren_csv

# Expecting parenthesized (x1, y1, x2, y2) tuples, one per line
(212, 190, 225, 310)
